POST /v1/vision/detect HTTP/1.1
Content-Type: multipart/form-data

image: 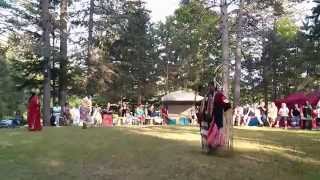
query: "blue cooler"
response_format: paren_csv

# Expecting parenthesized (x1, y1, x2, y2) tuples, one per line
(179, 117, 190, 125)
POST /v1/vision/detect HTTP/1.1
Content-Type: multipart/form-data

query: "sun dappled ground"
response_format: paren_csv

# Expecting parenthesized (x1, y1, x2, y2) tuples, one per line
(0, 126, 320, 180)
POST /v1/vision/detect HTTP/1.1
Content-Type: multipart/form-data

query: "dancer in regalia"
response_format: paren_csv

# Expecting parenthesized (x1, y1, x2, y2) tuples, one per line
(198, 81, 231, 153)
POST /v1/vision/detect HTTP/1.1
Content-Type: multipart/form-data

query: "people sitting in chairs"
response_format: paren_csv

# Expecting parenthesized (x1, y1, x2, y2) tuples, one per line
(245, 105, 263, 126)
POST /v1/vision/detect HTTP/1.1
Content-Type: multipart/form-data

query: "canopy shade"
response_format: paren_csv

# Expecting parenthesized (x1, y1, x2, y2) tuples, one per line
(275, 91, 320, 108)
(161, 90, 204, 102)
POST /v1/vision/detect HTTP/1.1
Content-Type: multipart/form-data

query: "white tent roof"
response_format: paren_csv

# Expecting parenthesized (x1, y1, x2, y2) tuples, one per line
(161, 90, 204, 102)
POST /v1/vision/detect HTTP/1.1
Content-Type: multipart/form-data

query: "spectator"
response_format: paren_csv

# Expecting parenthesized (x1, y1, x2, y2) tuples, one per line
(302, 101, 313, 130)
(80, 96, 92, 129)
(135, 104, 145, 125)
(254, 105, 264, 126)
(148, 104, 155, 117)
(233, 106, 243, 126)
(14, 111, 23, 126)
(244, 105, 254, 125)
(291, 104, 301, 128)
(259, 102, 268, 126)
(190, 107, 198, 125)
(277, 103, 289, 128)
(92, 105, 102, 127)
(70, 106, 80, 126)
(315, 100, 320, 128)
(52, 104, 62, 127)
(268, 102, 278, 127)
(62, 102, 71, 125)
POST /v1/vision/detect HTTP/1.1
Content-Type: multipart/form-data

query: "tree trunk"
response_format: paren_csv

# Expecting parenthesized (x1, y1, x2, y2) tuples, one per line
(40, 0, 51, 126)
(220, 0, 232, 151)
(59, 0, 68, 106)
(263, 65, 269, 114)
(221, 0, 230, 97)
(234, 0, 244, 107)
(87, 0, 94, 95)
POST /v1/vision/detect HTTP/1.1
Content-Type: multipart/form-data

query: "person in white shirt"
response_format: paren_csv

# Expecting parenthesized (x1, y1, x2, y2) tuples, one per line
(233, 106, 243, 126)
(277, 103, 289, 128)
(268, 102, 278, 127)
(70, 106, 80, 126)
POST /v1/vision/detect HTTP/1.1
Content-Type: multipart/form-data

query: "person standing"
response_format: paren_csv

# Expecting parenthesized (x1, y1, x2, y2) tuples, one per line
(62, 102, 71, 125)
(70, 105, 80, 126)
(268, 102, 278, 127)
(135, 104, 145, 125)
(291, 104, 301, 128)
(233, 106, 243, 126)
(52, 104, 61, 126)
(198, 81, 231, 153)
(27, 92, 42, 131)
(302, 101, 313, 130)
(160, 105, 169, 125)
(80, 97, 92, 129)
(277, 103, 289, 128)
(92, 105, 102, 127)
(102, 102, 113, 127)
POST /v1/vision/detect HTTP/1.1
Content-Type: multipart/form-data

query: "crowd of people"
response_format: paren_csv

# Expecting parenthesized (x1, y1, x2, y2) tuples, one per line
(233, 100, 320, 129)
(48, 96, 169, 129)
(25, 90, 320, 133)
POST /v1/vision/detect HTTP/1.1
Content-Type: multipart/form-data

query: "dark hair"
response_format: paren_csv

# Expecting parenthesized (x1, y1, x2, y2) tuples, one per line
(28, 92, 36, 102)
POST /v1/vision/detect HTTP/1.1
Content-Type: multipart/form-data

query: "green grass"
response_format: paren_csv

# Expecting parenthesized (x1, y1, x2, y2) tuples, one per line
(0, 126, 320, 180)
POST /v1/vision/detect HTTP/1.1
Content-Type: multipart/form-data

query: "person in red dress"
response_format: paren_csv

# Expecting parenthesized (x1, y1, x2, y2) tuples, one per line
(160, 105, 169, 125)
(198, 81, 231, 153)
(27, 92, 42, 131)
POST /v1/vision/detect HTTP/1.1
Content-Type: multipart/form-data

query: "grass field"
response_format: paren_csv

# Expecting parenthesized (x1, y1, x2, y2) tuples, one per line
(0, 126, 320, 180)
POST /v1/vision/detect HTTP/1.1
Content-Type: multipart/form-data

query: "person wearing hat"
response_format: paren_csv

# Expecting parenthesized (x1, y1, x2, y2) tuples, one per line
(27, 89, 42, 131)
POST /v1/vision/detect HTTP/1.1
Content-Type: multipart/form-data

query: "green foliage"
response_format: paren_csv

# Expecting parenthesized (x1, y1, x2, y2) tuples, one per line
(155, 0, 220, 93)
(108, 0, 160, 102)
(0, 45, 25, 118)
(6, 33, 43, 89)
(68, 95, 82, 108)
(276, 17, 298, 40)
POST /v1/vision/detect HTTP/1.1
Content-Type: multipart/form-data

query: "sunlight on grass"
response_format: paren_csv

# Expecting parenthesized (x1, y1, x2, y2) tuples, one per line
(127, 126, 320, 166)
(126, 126, 200, 142)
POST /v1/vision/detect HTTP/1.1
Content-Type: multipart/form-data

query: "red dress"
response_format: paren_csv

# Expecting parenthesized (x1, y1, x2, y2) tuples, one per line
(160, 108, 169, 125)
(102, 108, 113, 127)
(27, 96, 42, 131)
(200, 91, 230, 149)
